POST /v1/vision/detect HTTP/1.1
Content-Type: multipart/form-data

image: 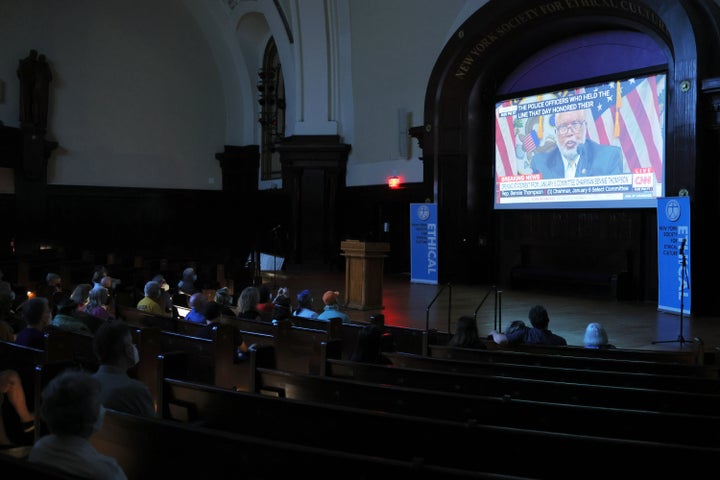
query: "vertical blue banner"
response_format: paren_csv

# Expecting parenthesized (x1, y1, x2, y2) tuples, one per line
(410, 203, 438, 284)
(657, 196, 691, 314)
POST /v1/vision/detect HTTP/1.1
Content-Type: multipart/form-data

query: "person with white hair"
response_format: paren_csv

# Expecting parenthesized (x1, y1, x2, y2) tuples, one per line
(136, 281, 169, 317)
(583, 322, 616, 349)
(29, 369, 127, 479)
(83, 286, 113, 320)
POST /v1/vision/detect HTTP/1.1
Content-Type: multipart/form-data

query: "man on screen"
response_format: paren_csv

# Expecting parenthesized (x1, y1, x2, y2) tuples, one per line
(531, 109, 623, 179)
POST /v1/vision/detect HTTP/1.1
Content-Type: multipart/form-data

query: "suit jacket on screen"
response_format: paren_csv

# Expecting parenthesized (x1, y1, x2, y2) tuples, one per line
(531, 138, 623, 179)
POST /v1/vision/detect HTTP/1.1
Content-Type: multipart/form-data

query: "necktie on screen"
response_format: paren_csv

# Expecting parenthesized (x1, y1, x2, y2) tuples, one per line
(566, 159, 576, 178)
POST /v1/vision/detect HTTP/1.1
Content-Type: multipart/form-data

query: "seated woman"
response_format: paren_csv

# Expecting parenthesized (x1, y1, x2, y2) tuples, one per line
(447, 315, 487, 349)
(350, 324, 392, 365)
(235, 286, 262, 321)
(83, 287, 113, 320)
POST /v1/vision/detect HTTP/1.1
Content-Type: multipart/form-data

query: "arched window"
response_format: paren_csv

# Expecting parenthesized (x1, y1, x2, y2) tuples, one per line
(258, 38, 285, 180)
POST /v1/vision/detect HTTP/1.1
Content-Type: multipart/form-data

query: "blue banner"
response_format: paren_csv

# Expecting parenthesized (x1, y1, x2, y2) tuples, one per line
(657, 196, 691, 314)
(410, 203, 438, 284)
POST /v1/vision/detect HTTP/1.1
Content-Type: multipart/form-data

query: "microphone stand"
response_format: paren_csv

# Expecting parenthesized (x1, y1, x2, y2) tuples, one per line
(425, 283, 449, 332)
(653, 242, 692, 346)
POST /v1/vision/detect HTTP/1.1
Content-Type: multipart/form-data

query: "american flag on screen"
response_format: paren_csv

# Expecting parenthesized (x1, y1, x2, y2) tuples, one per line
(495, 73, 666, 181)
(586, 75, 665, 183)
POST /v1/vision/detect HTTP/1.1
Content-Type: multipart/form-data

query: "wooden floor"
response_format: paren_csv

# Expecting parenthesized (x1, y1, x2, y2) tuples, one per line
(264, 267, 720, 353)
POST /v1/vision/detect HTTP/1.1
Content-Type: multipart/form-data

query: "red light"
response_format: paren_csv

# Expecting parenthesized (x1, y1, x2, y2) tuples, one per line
(387, 176, 401, 189)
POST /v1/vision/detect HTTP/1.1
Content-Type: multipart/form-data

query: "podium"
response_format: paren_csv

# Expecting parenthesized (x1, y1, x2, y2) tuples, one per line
(340, 240, 390, 310)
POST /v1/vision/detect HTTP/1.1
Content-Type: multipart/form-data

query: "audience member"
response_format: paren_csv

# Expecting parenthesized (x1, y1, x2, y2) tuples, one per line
(214, 287, 237, 317)
(36, 272, 64, 315)
(136, 281, 170, 317)
(271, 294, 292, 323)
(447, 315, 486, 349)
(195, 301, 249, 359)
(293, 289, 318, 319)
(15, 296, 51, 349)
(83, 286, 113, 320)
(271, 287, 289, 306)
(37, 272, 62, 298)
(256, 285, 274, 320)
(584, 322, 616, 349)
(350, 324, 392, 364)
(177, 267, 199, 295)
(0, 369, 36, 439)
(29, 369, 128, 479)
(92, 320, 156, 417)
(152, 274, 174, 316)
(488, 305, 567, 346)
(69, 283, 92, 310)
(91, 265, 113, 290)
(316, 290, 350, 323)
(51, 298, 92, 334)
(505, 320, 528, 336)
(184, 292, 208, 324)
(236, 286, 262, 321)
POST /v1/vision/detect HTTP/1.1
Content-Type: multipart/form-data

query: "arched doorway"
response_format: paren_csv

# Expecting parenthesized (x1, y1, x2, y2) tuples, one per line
(422, 0, 720, 313)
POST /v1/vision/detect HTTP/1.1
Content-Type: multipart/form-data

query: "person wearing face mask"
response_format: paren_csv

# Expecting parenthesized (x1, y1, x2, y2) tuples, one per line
(91, 320, 156, 417)
(29, 369, 127, 479)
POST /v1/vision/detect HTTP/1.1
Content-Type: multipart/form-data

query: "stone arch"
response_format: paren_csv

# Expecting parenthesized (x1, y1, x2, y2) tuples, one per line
(422, 0, 720, 313)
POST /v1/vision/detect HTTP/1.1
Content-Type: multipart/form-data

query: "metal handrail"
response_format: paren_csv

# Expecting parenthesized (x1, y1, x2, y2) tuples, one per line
(425, 283, 450, 332)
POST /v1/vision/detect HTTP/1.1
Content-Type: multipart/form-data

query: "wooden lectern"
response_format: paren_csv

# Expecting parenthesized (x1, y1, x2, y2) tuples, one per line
(340, 240, 390, 310)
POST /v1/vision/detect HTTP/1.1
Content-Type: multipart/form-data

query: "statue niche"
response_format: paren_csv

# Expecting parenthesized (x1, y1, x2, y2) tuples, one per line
(17, 49, 52, 132)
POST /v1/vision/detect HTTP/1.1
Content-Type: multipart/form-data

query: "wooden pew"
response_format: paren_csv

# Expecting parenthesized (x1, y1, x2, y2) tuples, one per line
(155, 375, 720, 477)
(1, 340, 81, 446)
(43, 326, 98, 371)
(222, 317, 338, 374)
(89, 409, 503, 480)
(115, 304, 178, 332)
(426, 344, 720, 377)
(251, 362, 720, 447)
(133, 323, 258, 402)
(383, 351, 720, 394)
(0, 341, 49, 445)
(322, 358, 720, 415)
(481, 337, 708, 365)
(289, 315, 439, 356)
(39, 321, 251, 404)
